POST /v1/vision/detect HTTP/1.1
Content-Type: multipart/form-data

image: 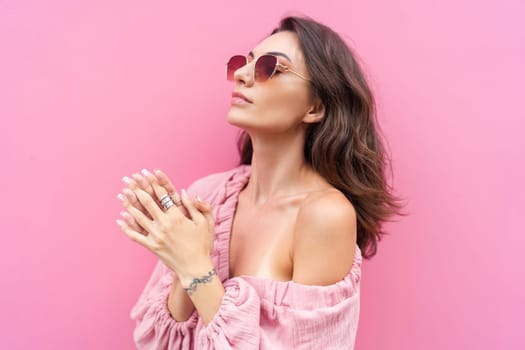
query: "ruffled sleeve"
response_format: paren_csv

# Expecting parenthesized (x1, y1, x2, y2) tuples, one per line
(271, 245, 361, 349)
(240, 245, 362, 349)
(130, 259, 199, 350)
(194, 278, 262, 349)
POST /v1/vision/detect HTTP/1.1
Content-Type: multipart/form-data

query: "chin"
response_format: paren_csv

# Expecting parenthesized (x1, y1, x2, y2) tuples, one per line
(226, 108, 254, 128)
(226, 108, 283, 134)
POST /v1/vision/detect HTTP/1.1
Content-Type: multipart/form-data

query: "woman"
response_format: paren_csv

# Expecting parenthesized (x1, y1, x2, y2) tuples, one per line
(116, 15, 405, 349)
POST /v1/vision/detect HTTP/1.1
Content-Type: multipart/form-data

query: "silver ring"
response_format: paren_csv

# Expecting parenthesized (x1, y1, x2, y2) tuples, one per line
(160, 194, 175, 210)
(162, 198, 175, 210)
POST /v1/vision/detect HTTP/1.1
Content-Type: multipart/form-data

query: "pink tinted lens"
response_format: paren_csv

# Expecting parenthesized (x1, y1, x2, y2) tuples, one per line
(227, 55, 247, 81)
(255, 55, 277, 82)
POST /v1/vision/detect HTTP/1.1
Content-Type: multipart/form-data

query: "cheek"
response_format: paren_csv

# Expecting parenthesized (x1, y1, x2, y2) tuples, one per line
(256, 86, 310, 128)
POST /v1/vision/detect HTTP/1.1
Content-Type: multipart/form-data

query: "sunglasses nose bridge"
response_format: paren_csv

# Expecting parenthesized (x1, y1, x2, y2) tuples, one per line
(231, 58, 256, 84)
(237, 57, 268, 83)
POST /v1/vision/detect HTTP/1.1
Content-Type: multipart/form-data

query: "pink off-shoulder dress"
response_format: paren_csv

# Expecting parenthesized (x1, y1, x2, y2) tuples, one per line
(130, 165, 362, 349)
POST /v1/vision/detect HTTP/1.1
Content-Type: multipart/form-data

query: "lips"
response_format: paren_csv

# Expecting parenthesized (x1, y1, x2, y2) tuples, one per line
(231, 91, 253, 103)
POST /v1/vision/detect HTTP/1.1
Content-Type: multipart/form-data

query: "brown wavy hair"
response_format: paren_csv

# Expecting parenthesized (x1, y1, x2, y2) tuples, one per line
(237, 16, 408, 259)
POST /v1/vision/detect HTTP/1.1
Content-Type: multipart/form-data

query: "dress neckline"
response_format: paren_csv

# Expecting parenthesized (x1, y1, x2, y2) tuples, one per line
(224, 164, 251, 281)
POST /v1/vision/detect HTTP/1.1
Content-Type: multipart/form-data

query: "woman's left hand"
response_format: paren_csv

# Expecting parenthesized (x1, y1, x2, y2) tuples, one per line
(116, 173, 215, 280)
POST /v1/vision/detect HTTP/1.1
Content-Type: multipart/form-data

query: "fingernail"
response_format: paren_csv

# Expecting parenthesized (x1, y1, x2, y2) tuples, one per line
(122, 176, 133, 184)
(141, 168, 152, 176)
(197, 195, 202, 202)
(120, 211, 128, 218)
(117, 193, 125, 201)
(181, 189, 188, 199)
(116, 219, 123, 227)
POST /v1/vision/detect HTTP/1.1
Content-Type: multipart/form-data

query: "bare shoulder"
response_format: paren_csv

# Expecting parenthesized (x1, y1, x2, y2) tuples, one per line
(299, 188, 357, 228)
(292, 188, 357, 286)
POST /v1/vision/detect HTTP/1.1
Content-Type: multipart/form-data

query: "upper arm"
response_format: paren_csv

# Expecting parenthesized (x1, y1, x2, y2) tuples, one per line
(291, 192, 357, 286)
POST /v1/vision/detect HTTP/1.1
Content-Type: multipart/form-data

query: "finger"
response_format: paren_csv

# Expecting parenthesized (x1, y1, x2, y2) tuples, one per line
(193, 197, 209, 212)
(118, 190, 136, 208)
(116, 219, 150, 248)
(195, 198, 215, 233)
(122, 194, 156, 232)
(140, 168, 162, 187)
(122, 187, 141, 207)
(141, 168, 182, 207)
(120, 210, 147, 235)
(122, 176, 139, 189)
(122, 188, 153, 220)
(145, 168, 191, 217)
(132, 187, 166, 222)
(148, 181, 185, 218)
(180, 189, 202, 223)
(122, 187, 135, 202)
(131, 172, 155, 198)
(132, 172, 167, 212)
(152, 169, 180, 198)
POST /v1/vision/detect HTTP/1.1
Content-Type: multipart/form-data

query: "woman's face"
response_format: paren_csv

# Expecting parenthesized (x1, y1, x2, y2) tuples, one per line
(227, 31, 318, 135)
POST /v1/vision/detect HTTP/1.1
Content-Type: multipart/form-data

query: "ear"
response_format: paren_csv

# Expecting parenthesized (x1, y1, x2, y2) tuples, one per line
(302, 96, 325, 124)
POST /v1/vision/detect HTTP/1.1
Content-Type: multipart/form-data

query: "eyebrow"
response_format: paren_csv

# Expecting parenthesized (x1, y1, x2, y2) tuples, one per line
(248, 51, 292, 62)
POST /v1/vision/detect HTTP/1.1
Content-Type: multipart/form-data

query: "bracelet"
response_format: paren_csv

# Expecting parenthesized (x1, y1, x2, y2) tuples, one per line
(183, 268, 217, 296)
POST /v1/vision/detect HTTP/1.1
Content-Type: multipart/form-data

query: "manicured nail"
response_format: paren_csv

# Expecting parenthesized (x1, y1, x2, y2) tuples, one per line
(116, 219, 123, 227)
(181, 189, 188, 199)
(122, 188, 134, 197)
(122, 176, 133, 184)
(141, 168, 152, 176)
(197, 196, 202, 202)
(117, 193, 125, 201)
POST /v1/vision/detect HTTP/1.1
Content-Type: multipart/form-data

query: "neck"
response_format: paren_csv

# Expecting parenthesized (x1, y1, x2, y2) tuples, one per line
(242, 130, 318, 205)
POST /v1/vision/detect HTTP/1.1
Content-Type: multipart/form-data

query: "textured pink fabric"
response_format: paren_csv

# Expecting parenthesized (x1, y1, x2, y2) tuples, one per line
(130, 165, 362, 349)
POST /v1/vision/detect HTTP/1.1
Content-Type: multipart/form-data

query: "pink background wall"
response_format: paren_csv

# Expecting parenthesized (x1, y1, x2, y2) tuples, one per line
(1, 0, 523, 349)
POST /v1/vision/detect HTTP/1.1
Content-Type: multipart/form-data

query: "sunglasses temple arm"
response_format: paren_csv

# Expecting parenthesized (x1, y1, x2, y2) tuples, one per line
(288, 69, 310, 81)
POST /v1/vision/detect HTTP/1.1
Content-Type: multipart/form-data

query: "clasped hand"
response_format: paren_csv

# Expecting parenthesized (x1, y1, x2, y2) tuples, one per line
(116, 168, 215, 281)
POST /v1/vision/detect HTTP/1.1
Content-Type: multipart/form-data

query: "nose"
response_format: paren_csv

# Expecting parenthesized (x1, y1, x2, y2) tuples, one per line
(233, 61, 255, 87)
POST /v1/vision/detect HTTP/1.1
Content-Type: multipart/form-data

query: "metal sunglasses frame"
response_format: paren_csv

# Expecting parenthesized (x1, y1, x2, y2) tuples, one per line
(226, 54, 310, 82)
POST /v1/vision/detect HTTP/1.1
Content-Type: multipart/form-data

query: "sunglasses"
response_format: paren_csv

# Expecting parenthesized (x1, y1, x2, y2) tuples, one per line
(226, 54, 310, 82)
